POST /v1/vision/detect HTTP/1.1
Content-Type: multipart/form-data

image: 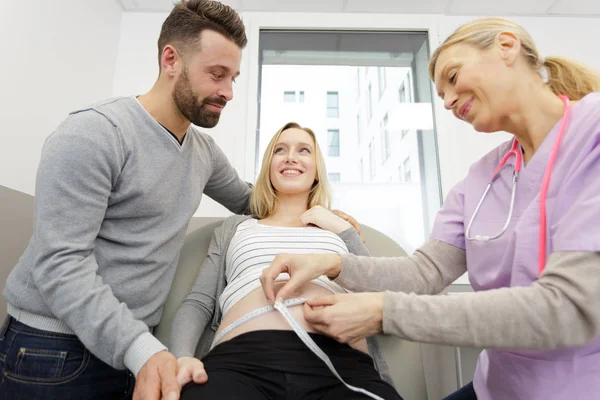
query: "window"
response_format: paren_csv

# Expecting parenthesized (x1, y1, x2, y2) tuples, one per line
(327, 91, 339, 117)
(381, 113, 390, 163)
(327, 129, 340, 157)
(377, 67, 386, 97)
(399, 77, 412, 103)
(356, 67, 361, 101)
(367, 83, 373, 122)
(356, 114, 361, 145)
(403, 157, 412, 182)
(328, 173, 341, 182)
(257, 30, 441, 254)
(398, 83, 407, 103)
(360, 158, 364, 183)
(284, 91, 296, 102)
(369, 140, 375, 180)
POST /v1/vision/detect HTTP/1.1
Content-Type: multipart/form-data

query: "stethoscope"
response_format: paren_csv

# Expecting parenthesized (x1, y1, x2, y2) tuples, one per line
(465, 95, 572, 275)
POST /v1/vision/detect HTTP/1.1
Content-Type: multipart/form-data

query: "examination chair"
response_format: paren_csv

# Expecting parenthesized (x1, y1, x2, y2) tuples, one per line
(155, 217, 429, 400)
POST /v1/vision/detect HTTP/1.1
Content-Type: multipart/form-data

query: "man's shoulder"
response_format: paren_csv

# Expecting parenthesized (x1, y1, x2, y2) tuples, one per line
(68, 97, 137, 123)
(43, 98, 141, 157)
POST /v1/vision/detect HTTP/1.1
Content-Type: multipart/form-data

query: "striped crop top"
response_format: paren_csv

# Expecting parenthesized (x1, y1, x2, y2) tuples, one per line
(218, 219, 349, 316)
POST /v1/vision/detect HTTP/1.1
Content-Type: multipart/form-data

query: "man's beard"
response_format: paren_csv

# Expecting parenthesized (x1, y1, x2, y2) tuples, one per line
(173, 68, 226, 128)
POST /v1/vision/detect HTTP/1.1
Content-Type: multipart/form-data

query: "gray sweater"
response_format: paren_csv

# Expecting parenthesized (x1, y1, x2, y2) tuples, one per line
(337, 242, 600, 350)
(169, 214, 393, 385)
(3, 97, 252, 375)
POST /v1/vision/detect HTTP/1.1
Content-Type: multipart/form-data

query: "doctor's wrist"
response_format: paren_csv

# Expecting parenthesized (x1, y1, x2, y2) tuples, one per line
(324, 254, 342, 279)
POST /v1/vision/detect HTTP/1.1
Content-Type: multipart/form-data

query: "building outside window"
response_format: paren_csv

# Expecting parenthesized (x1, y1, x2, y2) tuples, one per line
(256, 30, 441, 253)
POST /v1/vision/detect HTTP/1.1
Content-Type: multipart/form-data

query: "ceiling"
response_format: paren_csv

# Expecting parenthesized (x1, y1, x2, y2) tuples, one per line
(117, 0, 600, 17)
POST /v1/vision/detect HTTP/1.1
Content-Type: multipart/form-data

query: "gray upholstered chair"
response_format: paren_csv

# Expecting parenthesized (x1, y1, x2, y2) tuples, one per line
(155, 218, 428, 400)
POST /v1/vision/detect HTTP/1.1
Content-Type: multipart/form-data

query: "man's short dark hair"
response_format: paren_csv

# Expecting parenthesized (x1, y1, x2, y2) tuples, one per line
(157, 0, 247, 69)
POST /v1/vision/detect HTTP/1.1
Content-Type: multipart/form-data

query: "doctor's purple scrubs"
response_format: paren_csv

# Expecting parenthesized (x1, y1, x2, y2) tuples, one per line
(430, 92, 600, 399)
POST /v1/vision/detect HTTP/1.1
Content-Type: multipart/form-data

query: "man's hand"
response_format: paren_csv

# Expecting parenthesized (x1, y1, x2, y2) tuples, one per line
(331, 209, 365, 242)
(177, 356, 208, 387)
(133, 351, 180, 400)
(300, 206, 352, 234)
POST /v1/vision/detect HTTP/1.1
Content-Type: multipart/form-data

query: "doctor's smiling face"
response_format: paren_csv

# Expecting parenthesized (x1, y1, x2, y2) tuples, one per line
(433, 34, 526, 134)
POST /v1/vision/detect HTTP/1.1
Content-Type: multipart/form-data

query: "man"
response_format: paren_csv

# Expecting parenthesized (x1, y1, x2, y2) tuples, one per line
(1, 1, 250, 399)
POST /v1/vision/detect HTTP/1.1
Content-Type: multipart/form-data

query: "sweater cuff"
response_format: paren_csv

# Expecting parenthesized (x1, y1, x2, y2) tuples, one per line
(333, 253, 359, 285)
(382, 291, 410, 336)
(124, 332, 168, 377)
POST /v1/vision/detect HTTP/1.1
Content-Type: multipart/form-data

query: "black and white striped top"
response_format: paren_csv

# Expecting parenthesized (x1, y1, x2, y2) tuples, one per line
(218, 219, 349, 315)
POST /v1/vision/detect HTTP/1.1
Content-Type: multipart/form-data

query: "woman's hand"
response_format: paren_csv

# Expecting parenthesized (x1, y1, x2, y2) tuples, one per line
(303, 292, 385, 344)
(260, 253, 342, 303)
(300, 205, 352, 234)
(176, 356, 207, 387)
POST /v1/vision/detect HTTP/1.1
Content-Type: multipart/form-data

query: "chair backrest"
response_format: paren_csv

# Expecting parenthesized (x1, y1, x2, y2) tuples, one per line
(154, 217, 225, 346)
(156, 218, 428, 400)
(0, 185, 35, 320)
(357, 224, 428, 400)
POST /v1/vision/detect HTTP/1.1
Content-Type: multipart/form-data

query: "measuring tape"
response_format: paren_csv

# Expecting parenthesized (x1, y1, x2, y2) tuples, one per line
(211, 297, 308, 348)
(212, 297, 385, 400)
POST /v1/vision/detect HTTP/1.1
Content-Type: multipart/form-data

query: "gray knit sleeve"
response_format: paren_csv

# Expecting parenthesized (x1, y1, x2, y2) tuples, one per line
(169, 227, 225, 358)
(202, 133, 252, 215)
(27, 111, 164, 374)
(338, 227, 370, 256)
(382, 251, 600, 349)
(335, 238, 467, 295)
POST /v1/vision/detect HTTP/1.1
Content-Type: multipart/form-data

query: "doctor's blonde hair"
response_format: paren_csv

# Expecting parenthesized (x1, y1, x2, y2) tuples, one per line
(428, 17, 600, 101)
(250, 122, 331, 219)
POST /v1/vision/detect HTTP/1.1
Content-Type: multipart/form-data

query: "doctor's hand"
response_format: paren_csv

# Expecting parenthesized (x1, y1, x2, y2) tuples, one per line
(300, 206, 352, 234)
(176, 356, 208, 387)
(260, 253, 342, 304)
(304, 293, 385, 344)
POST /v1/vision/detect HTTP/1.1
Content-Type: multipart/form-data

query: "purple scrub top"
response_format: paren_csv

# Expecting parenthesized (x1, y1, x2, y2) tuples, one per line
(431, 93, 600, 399)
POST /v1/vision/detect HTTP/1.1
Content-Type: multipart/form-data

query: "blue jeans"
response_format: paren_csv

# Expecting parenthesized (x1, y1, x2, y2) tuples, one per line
(443, 382, 477, 400)
(0, 316, 134, 399)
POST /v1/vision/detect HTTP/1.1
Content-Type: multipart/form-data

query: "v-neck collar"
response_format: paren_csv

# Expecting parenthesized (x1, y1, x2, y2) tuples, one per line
(132, 96, 190, 153)
(513, 98, 583, 203)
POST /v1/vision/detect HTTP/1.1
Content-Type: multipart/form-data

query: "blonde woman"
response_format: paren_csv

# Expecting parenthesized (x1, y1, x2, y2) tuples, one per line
(261, 18, 600, 400)
(169, 122, 403, 400)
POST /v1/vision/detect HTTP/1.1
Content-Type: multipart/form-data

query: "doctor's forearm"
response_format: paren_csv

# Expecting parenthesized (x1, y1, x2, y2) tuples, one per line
(381, 252, 600, 349)
(334, 239, 466, 295)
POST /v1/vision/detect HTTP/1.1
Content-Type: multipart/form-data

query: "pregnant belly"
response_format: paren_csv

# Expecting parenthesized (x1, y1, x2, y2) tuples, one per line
(214, 281, 368, 353)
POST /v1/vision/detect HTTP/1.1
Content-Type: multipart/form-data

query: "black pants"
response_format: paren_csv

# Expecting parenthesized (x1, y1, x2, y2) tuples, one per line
(181, 330, 403, 400)
(443, 382, 477, 400)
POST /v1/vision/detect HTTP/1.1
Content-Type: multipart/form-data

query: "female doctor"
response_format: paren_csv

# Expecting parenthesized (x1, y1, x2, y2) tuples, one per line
(260, 17, 600, 400)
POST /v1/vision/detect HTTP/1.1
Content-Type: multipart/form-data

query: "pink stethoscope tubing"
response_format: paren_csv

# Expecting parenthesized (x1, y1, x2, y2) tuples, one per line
(465, 95, 571, 276)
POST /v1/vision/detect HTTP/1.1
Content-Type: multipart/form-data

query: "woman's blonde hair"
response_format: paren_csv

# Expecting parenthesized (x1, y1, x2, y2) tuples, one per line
(428, 17, 600, 101)
(250, 122, 331, 219)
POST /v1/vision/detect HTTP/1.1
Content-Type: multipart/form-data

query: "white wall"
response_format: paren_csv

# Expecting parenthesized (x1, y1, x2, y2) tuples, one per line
(4, 6, 600, 207)
(0, 0, 123, 195)
(112, 11, 600, 218)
